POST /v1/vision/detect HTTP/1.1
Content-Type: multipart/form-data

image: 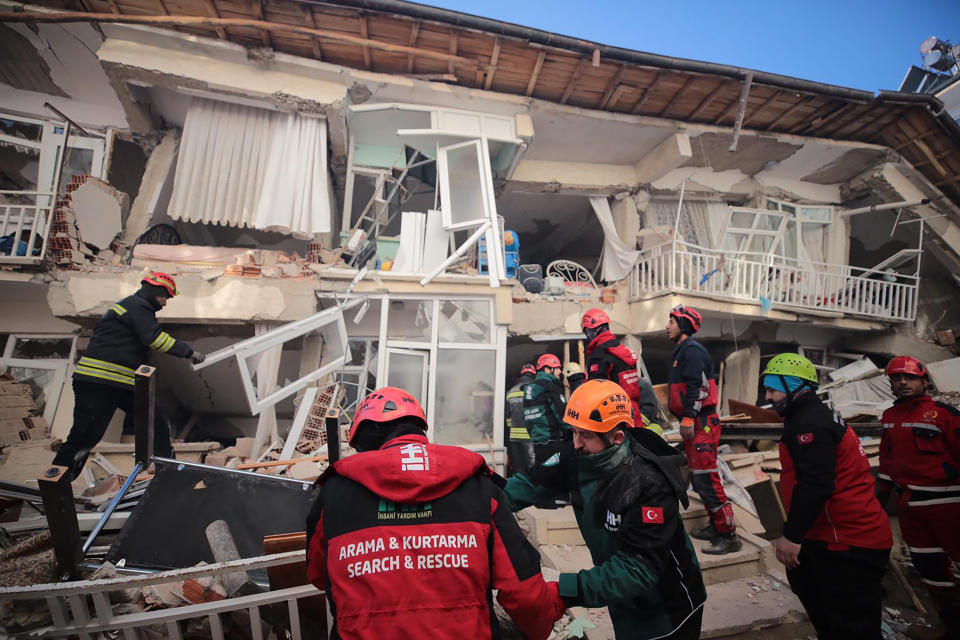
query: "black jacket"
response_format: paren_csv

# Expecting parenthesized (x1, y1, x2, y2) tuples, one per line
(667, 338, 718, 419)
(74, 290, 193, 389)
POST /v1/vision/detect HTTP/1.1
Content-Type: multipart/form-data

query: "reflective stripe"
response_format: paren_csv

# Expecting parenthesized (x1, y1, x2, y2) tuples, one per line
(509, 428, 531, 440)
(903, 422, 941, 433)
(691, 468, 719, 475)
(506, 391, 524, 400)
(78, 357, 135, 377)
(908, 496, 960, 507)
(877, 473, 892, 481)
(150, 332, 175, 353)
(909, 547, 946, 554)
(921, 578, 957, 587)
(75, 365, 135, 386)
(110, 303, 127, 316)
(882, 423, 895, 429)
(906, 484, 960, 492)
(158, 335, 175, 353)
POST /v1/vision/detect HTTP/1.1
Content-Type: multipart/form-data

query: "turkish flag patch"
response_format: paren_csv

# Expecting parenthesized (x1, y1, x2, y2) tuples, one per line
(641, 506, 665, 524)
(798, 432, 814, 444)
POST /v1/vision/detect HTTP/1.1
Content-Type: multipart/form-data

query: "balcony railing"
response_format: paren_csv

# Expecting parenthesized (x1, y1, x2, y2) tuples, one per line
(0, 191, 55, 264)
(629, 242, 919, 322)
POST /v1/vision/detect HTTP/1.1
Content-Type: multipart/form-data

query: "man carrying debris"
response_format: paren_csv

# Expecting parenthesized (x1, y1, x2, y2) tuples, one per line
(878, 356, 960, 639)
(503, 379, 706, 639)
(524, 353, 569, 466)
(762, 353, 892, 640)
(505, 363, 537, 476)
(52, 272, 205, 478)
(666, 305, 740, 554)
(305, 387, 566, 640)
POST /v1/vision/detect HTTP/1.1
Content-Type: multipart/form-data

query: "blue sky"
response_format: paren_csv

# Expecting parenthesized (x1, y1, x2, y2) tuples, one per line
(418, 0, 960, 93)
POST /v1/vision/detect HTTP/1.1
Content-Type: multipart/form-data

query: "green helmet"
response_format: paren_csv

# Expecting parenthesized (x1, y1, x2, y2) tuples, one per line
(762, 353, 818, 385)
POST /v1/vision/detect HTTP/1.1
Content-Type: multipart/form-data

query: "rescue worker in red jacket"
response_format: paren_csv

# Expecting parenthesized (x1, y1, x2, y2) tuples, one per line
(762, 354, 892, 640)
(52, 272, 204, 479)
(582, 308, 651, 429)
(305, 387, 565, 640)
(666, 305, 740, 554)
(877, 356, 960, 639)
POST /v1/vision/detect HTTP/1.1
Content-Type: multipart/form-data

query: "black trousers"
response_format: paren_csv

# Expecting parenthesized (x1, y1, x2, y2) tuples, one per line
(669, 605, 703, 640)
(52, 379, 174, 479)
(506, 440, 534, 477)
(786, 542, 889, 640)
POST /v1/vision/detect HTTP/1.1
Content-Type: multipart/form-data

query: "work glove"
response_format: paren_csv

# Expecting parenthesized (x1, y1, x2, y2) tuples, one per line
(680, 416, 695, 442)
(190, 351, 206, 365)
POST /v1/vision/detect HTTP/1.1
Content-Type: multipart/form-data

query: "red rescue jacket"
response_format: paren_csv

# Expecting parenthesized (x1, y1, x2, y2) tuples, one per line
(305, 434, 564, 640)
(586, 331, 643, 428)
(666, 337, 718, 419)
(878, 396, 960, 502)
(778, 392, 892, 550)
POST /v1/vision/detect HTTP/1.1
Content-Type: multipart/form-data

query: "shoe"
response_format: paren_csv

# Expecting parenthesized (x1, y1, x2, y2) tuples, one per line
(689, 524, 716, 541)
(906, 622, 946, 640)
(701, 533, 743, 555)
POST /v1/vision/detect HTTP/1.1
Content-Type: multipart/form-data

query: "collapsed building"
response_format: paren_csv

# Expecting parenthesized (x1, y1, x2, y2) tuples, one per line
(0, 0, 959, 637)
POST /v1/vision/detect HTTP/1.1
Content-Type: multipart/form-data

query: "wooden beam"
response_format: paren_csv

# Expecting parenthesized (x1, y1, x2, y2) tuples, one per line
(250, 0, 271, 49)
(842, 107, 894, 140)
(560, 58, 585, 104)
(819, 105, 871, 137)
(687, 79, 728, 120)
(358, 16, 371, 69)
(0, 11, 476, 66)
(899, 122, 949, 177)
(799, 102, 856, 135)
(525, 50, 546, 96)
(657, 74, 696, 117)
(200, 0, 227, 39)
(448, 30, 458, 76)
(153, 0, 170, 16)
(606, 84, 628, 111)
(764, 95, 814, 130)
(631, 70, 664, 114)
(106, 0, 121, 14)
(597, 64, 626, 110)
(787, 101, 844, 134)
(728, 71, 754, 152)
(406, 22, 419, 73)
(482, 37, 501, 90)
(741, 90, 782, 127)
(712, 93, 742, 125)
(301, 6, 322, 60)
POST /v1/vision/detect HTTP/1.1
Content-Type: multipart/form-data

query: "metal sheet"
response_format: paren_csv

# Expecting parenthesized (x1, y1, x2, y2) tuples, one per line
(106, 460, 319, 570)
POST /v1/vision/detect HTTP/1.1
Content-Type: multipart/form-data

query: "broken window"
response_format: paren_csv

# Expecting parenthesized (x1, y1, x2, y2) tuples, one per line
(0, 334, 76, 423)
(434, 349, 496, 446)
(720, 209, 788, 257)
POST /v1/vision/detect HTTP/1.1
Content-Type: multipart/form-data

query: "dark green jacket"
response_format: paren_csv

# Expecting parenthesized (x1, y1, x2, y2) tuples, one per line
(522, 371, 566, 444)
(504, 431, 705, 639)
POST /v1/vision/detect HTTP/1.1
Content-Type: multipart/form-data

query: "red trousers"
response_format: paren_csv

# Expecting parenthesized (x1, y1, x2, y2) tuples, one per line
(897, 494, 960, 591)
(683, 412, 735, 534)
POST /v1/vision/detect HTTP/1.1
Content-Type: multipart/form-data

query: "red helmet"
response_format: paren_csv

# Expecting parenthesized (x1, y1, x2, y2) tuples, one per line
(581, 308, 610, 331)
(520, 363, 536, 376)
(348, 387, 427, 446)
(142, 272, 178, 297)
(669, 305, 702, 334)
(537, 353, 561, 370)
(885, 356, 927, 378)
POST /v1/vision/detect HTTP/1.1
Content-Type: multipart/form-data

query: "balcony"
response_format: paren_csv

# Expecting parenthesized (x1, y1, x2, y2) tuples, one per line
(629, 242, 919, 322)
(0, 191, 55, 265)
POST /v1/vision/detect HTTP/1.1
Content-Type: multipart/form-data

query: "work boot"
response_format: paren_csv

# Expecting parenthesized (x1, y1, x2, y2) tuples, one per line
(689, 523, 716, 541)
(905, 621, 946, 640)
(701, 533, 743, 555)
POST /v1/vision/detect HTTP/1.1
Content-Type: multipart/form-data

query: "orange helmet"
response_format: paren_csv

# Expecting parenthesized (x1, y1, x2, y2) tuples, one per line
(885, 356, 926, 378)
(348, 387, 427, 446)
(581, 308, 610, 331)
(520, 363, 536, 376)
(142, 272, 178, 297)
(564, 379, 633, 433)
(537, 353, 561, 370)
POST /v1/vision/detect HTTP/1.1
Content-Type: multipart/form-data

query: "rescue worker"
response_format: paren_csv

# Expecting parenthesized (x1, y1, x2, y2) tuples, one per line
(877, 356, 959, 639)
(305, 387, 566, 640)
(504, 380, 706, 639)
(666, 305, 740, 554)
(524, 353, 568, 466)
(582, 308, 644, 429)
(52, 272, 204, 479)
(563, 361, 587, 393)
(505, 363, 537, 476)
(762, 353, 892, 640)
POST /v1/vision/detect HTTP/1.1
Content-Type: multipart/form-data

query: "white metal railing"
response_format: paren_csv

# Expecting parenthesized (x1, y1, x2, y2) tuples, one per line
(0, 190, 56, 264)
(629, 242, 919, 322)
(0, 551, 323, 639)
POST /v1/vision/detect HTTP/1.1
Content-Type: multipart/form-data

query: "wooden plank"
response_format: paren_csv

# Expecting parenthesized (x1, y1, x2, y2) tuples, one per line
(153, 0, 170, 16)
(525, 50, 546, 96)
(789, 101, 847, 134)
(597, 64, 626, 110)
(200, 0, 227, 39)
(741, 90, 782, 127)
(843, 107, 894, 140)
(250, 0, 270, 48)
(605, 83, 628, 110)
(631, 70, 664, 114)
(447, 30, 457, 75)
(764, 95, 815, 130)
(727, 399, 782, 424)
(482, 36, 501, 90)
(358, 16, 371, 69)
(300, 7, 322, 60)
(687, 78, 729, 120)
(658, 74, 696, 117)
(560, 58, 586, 104)
(106, 0, 121, 14)
(404, 21, 420, 72)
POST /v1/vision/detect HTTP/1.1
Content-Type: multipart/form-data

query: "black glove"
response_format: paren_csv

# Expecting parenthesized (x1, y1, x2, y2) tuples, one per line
(191, 351, 205, 365)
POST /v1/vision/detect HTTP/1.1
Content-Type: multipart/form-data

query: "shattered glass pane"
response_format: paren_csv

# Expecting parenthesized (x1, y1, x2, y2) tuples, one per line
(386, 299, 432, 341)
(386, 350, 427, 404)
(6, 365, 57, 414)
(11, 337, 73, 359)
(437, 300, 490, 343)
(433, 349, 495, 446)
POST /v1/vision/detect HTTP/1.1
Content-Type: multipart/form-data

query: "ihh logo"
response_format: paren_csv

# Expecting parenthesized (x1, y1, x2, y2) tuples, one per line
(604, 510, 621, 532)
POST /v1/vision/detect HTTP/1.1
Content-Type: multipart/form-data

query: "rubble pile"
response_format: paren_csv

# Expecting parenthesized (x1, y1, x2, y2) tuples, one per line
(0, 376, 50, 447)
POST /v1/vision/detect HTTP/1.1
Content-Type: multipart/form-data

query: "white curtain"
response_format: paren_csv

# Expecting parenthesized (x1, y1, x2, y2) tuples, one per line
(589, 196, 639, 282)
(169, 98, 331, 237)
(646, 199, 727, 250)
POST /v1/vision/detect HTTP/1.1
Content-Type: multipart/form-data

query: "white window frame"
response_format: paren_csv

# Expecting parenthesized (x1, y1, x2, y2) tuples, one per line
(437, 139, 493, 231)
(194, 303, 353, 415)
(765, 197, 834, 262)
(0, 334, 77, 424)
(720, 207, 789, 257)
(384, 347, 430, 405)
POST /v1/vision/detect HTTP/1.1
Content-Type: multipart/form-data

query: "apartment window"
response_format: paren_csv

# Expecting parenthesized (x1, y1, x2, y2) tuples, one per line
(766, 198, 832, 263)
(720, 208, 788, 256)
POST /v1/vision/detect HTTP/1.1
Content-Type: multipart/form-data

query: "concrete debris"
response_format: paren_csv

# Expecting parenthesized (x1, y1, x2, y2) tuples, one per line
(0, 376, 49, 448)
(70, 177, 127, 250)
(927, 357, 960, 393)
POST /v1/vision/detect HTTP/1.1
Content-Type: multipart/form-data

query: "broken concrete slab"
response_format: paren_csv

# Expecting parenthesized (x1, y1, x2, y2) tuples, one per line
(700, 574, 807, 639)
(927, 357, 960, 393)
(516, 506, 585, 547)
(70, 178, 127, 250)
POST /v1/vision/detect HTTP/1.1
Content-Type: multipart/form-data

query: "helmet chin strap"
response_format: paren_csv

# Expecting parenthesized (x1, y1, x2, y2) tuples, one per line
(771, 375, 814, 416)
